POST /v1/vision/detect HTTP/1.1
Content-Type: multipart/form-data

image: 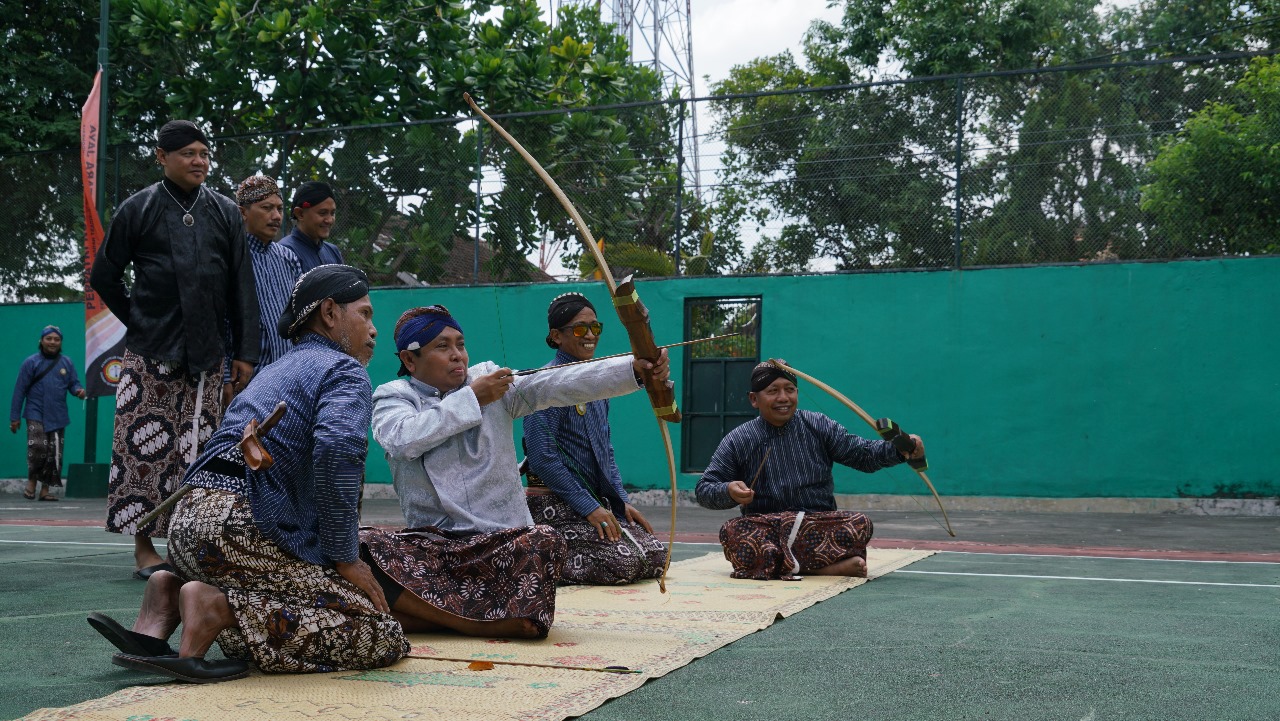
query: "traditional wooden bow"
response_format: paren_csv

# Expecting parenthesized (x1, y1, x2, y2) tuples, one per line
(464, 93, 681, 591)
(767, 359, 955, 537)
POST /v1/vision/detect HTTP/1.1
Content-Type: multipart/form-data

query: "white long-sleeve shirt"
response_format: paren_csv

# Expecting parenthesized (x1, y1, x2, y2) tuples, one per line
(373, 357, 641, 534)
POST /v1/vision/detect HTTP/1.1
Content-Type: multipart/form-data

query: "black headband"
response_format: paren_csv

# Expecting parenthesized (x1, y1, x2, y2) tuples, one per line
(292, 181, 334, 210)
(750, 360, 797, 393)
(546, 292, 595, 349)
(277, 264, 369, 340)
(156, 120, 209, 152)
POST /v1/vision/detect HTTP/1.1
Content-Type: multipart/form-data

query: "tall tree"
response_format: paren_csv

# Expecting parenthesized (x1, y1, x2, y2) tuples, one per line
(0, 0, 704, 297)
(1141, 56, 1280, 256)
(708, 0, 1278, 272)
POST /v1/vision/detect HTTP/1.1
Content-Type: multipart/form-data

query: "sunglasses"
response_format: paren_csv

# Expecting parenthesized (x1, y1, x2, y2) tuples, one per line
(560, 321, 604, 337)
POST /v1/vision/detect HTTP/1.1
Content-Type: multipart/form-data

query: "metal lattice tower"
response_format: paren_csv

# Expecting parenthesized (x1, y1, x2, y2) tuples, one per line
(554, 0, 702, 196)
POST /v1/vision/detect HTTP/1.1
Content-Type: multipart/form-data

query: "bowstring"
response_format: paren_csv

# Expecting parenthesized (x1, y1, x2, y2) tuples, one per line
(800, 389, 950, 535)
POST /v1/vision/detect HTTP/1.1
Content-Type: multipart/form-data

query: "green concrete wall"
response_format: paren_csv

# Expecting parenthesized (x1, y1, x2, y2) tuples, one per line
(3, 257, 1276, 498)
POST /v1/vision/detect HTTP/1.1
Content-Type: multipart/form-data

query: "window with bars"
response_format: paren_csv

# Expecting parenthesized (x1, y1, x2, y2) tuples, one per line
(681, 297, 761, 472)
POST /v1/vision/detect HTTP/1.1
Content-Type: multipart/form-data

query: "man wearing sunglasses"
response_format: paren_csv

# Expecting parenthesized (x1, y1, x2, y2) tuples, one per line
(521, 293, 666, 585)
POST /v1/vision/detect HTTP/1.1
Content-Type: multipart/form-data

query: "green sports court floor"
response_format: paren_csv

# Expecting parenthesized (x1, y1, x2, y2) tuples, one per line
(2, 499, 1278, 720)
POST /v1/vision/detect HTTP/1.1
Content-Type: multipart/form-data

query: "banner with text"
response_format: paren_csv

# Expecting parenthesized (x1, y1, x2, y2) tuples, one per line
(81, 69, 125, 396)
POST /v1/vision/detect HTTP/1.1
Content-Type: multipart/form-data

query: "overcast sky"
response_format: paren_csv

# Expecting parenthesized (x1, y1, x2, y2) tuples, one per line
(535, 0, 844, 93)
(688, 0, 843, 92)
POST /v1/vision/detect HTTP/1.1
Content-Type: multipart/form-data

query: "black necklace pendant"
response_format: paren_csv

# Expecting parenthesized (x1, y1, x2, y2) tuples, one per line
(183, 213, 194, 227)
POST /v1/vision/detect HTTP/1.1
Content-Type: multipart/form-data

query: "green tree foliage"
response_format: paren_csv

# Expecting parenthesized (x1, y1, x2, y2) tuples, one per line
(0, 1, 100, 300)
(709, 0, 1280, 271)
(1, 0, 704, 297)
(1141, 56, 1280, 255)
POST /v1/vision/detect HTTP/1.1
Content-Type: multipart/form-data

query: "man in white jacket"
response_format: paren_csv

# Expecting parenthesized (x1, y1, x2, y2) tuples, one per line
(358, 304, 670, 637)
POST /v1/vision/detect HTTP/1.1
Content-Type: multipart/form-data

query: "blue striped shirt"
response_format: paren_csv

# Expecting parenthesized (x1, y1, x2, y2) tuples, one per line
(522, 349, 629, 518)
(186, 333, 370, 566)
(222, 234, 301, 384)
(695, 410, 903, 514)
(247, 234, 302, 367)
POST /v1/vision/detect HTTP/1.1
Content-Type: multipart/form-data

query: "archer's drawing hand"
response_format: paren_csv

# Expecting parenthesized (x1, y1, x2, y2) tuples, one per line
(472, 368, 515, 406)
(726, 480, 755, 506)
(586, 506, 621, 542)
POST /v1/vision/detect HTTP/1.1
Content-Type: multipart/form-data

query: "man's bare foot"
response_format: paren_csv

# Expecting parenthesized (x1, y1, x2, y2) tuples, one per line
(133, 570, 183, 640)
(812, 556, 868, 578)
(177, 581, 236, 658)
(392, 593, 542, 638)
(133, 535, 165, 571)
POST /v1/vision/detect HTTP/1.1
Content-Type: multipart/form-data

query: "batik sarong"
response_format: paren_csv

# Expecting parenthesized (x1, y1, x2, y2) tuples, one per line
(719, 510, 873, 580)
(106, 350, 223, 537)
(359, 524, 566, 637)
(26, 420, 65, 487)
(168, 487, 409, 674)
(526, 492, 665, 585)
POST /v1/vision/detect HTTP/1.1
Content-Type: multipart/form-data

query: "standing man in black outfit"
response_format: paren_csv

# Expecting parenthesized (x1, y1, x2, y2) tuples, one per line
(90, 120, 260, 579)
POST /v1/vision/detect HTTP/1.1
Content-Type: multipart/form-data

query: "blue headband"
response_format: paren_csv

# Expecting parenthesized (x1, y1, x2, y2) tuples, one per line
(395, 312, 462, 353)
(40, 325, 62, 339)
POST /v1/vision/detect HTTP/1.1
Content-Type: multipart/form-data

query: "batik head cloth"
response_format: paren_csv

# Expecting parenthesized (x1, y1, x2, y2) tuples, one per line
(277, 264, 370, 340)
(156, 120, 210, 152)
(545, 292, 595, 348)
(40, 325, 62, 339)
(393, 306, 463, 377)
(236, 175, 281, 207)
(750, 359, 797, 393)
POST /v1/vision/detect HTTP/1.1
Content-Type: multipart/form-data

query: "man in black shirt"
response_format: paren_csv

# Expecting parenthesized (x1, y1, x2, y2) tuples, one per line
(90, 120, 259, 579)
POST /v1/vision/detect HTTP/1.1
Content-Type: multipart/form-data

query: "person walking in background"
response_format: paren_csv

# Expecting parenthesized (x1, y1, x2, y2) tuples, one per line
(89, 119, 260, 580)
(9, 325, 87, 501)
(280, 181, 343, 272)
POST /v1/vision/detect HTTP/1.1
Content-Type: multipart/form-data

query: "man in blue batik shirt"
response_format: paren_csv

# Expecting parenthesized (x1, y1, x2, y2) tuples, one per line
(279, 181, 343, 272)
(88, 265, 409, 684)
(522, 292, 666, 585)
(10, 326, 86, 501)
(222, 175, 302, 406)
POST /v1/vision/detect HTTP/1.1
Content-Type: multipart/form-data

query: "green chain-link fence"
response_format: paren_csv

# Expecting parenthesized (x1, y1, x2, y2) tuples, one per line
(2, 52, 1275, 303)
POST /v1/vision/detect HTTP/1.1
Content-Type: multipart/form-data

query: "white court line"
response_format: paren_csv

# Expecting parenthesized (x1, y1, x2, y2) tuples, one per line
(0, 539, 164, 548)
(938, 551, 1280, 565)
(897, 570, 1280, 588)
(0, 506, 84, 510)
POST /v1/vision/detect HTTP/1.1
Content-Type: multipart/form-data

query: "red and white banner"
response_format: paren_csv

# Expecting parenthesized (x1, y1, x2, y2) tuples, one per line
(81, 69, 125, 396)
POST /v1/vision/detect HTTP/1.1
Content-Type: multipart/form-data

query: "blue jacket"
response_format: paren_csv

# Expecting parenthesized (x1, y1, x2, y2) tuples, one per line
(10, 353, 83, 432)
(279, 228, 344, 274)
(186, 334, 369, 566)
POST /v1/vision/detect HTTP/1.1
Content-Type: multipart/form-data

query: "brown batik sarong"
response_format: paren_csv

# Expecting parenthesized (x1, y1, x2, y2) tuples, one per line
(106, 350, 223, 537)
(168, 487, 409, 674)
(719, 510, 874, 580)
(527, 492, 665, 585)
(359, 524, 567, 637)
(26, 420, 65, 487)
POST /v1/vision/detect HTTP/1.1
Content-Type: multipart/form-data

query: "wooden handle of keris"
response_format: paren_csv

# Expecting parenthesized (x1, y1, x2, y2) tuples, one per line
(613, 275, 681, 422)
